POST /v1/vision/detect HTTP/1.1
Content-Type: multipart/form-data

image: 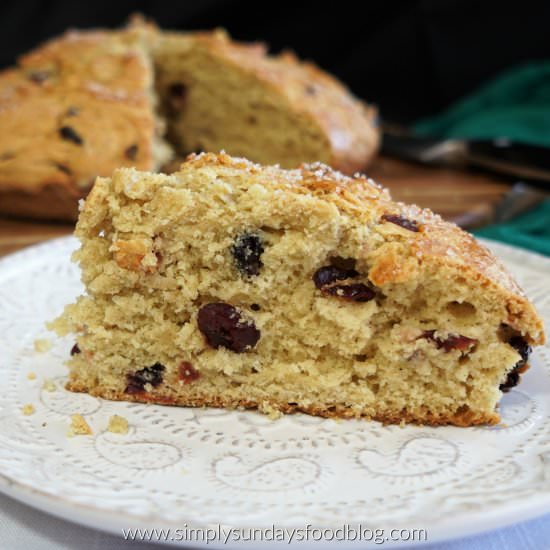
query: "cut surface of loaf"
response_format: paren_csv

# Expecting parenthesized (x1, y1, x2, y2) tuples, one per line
(0, 21, 378, 221)
(153, 30, 379, 174)
(49, 153, 544, 426)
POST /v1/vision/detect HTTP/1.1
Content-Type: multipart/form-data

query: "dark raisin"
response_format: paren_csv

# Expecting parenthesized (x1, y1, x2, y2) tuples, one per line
(323, 283, 375, 302)
(509, 336, 531, 365)
(421, 331, 478, 353)
(179, 361, 200, 384)
(168, 82, 187, 111)
(197, 303, 260, 353)
(305, 84, 317, 96)
(381, 214, 420, 232)
(500, 370, 520, 392)
(125, 144, 138, 160)
(421, 330, 435, 342)
(313, 264, 374, 302)
(28, 70, 51, 83)
(169, 82, 187, 97)
(232, 233, 264, 277)
(125, 362, 165, 394)
(312, 266, 359, 289)
(439, 334, 478, 352)
(500, 337, 532, 392)
(53, 162, 72, 175)
(250, 303, 261, 311)
(59, 126, 83, 145)
(70, 344, 81, 356)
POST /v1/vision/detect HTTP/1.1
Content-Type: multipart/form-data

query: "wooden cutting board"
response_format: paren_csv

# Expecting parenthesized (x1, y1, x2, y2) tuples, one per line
(368, 157, 513, 228)
(0, 156, 514, 258)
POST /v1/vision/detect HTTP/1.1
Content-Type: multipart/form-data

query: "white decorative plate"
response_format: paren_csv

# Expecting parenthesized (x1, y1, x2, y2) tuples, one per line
(0, 236, 549, 548)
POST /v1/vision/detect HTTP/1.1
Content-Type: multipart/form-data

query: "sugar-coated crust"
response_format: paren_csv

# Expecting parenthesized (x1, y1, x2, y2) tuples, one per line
(66, 379, 499, 427)
(178, 153, 544, 345)
(183, 29, 379, 174)
(0, 29, 158, 221)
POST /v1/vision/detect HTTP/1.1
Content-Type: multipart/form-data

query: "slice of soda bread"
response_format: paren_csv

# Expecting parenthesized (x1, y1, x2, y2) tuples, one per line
(50, 153, 545, 426)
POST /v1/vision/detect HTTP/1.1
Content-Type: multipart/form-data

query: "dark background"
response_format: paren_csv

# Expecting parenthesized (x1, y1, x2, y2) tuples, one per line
(1, 0, 549, 123)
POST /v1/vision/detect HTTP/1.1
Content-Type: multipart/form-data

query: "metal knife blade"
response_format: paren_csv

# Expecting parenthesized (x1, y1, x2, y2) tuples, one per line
(381, 129, 550, 185)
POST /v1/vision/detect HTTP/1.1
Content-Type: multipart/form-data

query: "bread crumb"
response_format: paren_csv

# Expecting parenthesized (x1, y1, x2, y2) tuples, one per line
(34, 338, 52, 352)
(67, 414, 93, 437)
(259, 402, 283, 420)
(21, 404, 35, 416)
(27, 372, 37, 380)
(107, 414, 129, 434)
(42, 379, 56, 392)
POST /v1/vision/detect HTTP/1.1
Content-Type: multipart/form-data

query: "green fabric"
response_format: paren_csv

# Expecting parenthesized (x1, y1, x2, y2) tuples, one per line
(413, 62, 550, 254)
(474, 199, 550, 256)
(413, 62, 550, 147)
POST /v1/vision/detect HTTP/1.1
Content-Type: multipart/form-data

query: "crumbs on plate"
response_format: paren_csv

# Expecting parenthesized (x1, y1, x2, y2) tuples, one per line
(21, 404, 35, 416)
(42, 379, 56, 392)
(34, 338, 52, 352)
(67, 414, 92, 437)
(107, 415, 129, 434)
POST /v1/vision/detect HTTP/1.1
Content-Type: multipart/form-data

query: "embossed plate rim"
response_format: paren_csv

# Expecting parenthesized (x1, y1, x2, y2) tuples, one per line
(0, 475, 548, 549)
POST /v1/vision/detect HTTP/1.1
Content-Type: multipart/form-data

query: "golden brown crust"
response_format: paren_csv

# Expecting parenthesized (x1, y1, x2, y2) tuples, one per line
(0, 29, 158, 221)
(66, 379, 499, 427)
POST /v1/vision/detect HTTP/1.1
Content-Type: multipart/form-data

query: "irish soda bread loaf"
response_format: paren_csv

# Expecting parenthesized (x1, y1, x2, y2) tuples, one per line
(0, 23, 378, 221)
(49, 153, 544, 426)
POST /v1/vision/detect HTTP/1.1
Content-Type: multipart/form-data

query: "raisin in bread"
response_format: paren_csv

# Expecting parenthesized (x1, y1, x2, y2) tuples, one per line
(0, 22, 379, 221)
(152, 29, 379, 174)
(0, 28, 171, 221)
(49, 153, 544, 426)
